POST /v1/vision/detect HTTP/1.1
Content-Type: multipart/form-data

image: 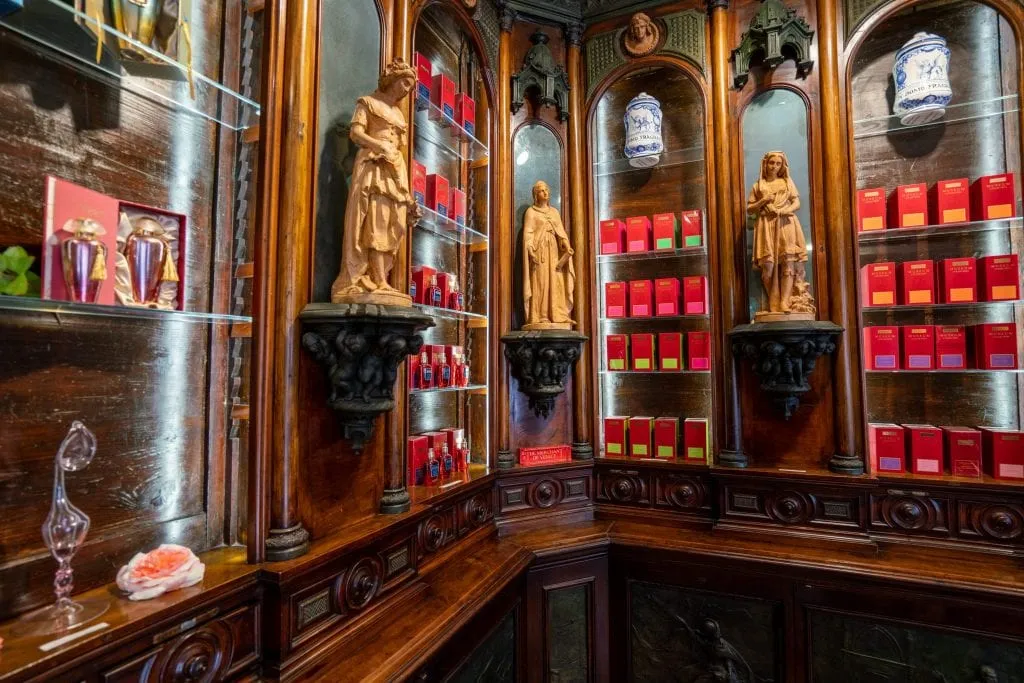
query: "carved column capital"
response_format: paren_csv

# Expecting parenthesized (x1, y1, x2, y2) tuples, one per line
(499, 3, 517, 32)
(706, 0, 728, 12)
(564, 21, 584, 48)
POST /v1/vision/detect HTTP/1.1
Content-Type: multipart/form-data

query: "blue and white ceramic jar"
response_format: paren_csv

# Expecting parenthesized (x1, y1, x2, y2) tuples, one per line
(893, 32, 952, 126)
(624, 92, 663, 168)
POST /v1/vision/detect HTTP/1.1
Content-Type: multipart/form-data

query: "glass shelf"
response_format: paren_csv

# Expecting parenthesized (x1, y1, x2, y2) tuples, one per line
(0, 0, 260, 130)
(862, 300, 1020, 314)
(415, 205, 488, 246)
(853, 94, 1019, 140)
(600, 314, 710, 323)
(410, 384, 487, 396)
(858, 216, 1023, 245)
(0, 296, 251, 325)
(593, 145, 705, 178)
(414, 303, 488, 324)
(599, 370, 710, 376)
(597, 246, 706, 264)
(414, 100, 489, 162)
(866, 369, 1023, 375)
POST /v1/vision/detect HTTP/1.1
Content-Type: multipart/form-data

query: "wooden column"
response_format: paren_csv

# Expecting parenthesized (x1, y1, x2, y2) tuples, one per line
(496, 4, 516, 469)
(262, 0, 317, 560)
(818, 0, 864, 474)
(565, 21, 593, 460)
(382, 0, 414, 514)
(708, 0, 745, 467)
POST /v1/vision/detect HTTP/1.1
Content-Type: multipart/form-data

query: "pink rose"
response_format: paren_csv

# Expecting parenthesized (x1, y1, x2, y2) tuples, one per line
(116, 544, 205, 601)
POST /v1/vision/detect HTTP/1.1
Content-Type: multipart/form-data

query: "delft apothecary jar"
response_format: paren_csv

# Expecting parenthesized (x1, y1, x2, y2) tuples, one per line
(892, 32, 952, 126)
(624, 92, 664, 168)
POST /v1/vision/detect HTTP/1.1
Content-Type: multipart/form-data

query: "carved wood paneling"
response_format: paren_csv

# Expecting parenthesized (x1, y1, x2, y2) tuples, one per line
(597, 468, 651, 506)
(870, 490, 952, 539)
(958, 500, 1024, 545)
(660, 10, 706, 70)
(498, 466, 593, 517)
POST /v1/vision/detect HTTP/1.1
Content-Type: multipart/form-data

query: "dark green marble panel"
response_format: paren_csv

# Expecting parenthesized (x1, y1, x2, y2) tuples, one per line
(549, 584, 590, 683)
(448, 607, 517, 683)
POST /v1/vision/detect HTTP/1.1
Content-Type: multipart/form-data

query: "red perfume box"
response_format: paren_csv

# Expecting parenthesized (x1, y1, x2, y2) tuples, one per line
(414, 52, 432, 103)
(935, 326, 967, 370)
(425, 174, 449, 216)
(42, 176, 121, 306)
(930, 178, 970, 224)
(658, 332, 683, 371)
(971, 173, 1017, 221)
(629, 279, 653, 317)
(625, 216, 652, 252)
(411, 160, 427, 205)
(604, 417, 628, 456)
(979, 254, 1020, 301)
(519, 445, 571, 467)
(981, 428, 1024, 480)
(974, 323, 1018, 369)
(940, 257, 977, 303)
(408, 435, 430, 486)
(681, 210, 703, 247)
(902, 325, 934, 370)
(863, 326, 899, 370)
(861, 262, 897, 307)
(684, 418, 708, 462)
(605, 281, 627, 318)
(631, 333, 655, 372)
(431, 73, 456, 120)
(436, 271, 456, 303)
(629, 417, 654, 458)
(411, 265, 436, 305)
(454, 93, 475, 136)
(654, 277, 679, 316)
(440, 427, 465, 472)
(856, 188, 887, 232)
(869, 423, 905, 473)
(654, 418, 679, 459)
(652, 213, 677, 251)
(900, 260, 935, 305)
(687, 331, 710, 371)
(449, 187, 467, 227)
(682, 276, 708, 315)
(606, 334, 629, 371)
(942, 426, 983, 478)
(905, 424, 943, 475)
(889, 183, 928, 228)
(424, 430, 449, 458)
(409, 352, 421, 389)
(599, 219, 626, 255)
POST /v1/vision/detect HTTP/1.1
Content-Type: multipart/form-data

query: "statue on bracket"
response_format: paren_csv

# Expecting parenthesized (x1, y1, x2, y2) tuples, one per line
(331, 58, 421, 306)
(623, 12, 660, 58)
(747, 151, 815, 322)
(522, 180, 575, 330)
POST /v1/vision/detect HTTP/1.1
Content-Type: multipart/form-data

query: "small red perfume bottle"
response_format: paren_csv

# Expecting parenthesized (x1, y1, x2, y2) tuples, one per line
(458, 353, 470, 387)
(441, 443, 453, 476)
(437, 351, 452, 388)
(448, 280, 464, 311)
(418, 350, 433, 390)
(427, 447, 440, 484)
(457, 436, 469, 470)
(426, 274, 443, 308)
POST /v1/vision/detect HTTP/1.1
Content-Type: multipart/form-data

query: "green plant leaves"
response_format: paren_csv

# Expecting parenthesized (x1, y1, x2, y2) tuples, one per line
(0, 246, 41, 297)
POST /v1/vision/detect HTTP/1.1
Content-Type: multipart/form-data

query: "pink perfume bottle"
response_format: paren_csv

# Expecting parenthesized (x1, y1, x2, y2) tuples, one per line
(125, 216, 178, 306)
(60, 219, 107, 303)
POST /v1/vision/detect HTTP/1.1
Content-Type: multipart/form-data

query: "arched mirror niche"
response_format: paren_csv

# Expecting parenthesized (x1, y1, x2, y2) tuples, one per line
(741, 87, 815, 321)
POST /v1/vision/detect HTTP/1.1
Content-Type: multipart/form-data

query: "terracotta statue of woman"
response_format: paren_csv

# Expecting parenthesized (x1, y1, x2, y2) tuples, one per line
(522, 180, 575, 329)
(747, 151, 815, 321)
(331, 59, 420, 305)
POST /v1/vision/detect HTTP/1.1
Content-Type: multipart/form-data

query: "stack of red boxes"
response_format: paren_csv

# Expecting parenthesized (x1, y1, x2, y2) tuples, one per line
(864, 324, 1019, 371)
(862, 255, 1018, 307)
(408, 428, 471, 486)
(868, 422, 1024, 480)
(597, 211, 704, 254)
(603, 416, 708, 462)
(604, 331, 710, 373)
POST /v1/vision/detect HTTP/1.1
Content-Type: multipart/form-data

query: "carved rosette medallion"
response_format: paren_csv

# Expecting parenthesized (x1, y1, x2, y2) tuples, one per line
(343, 557, 383, 612)
(419, 514, 449, 554)
(502, 330, 587, 419)
(154, 621, 233, 683)
(527, 479, 564, 508)
(729, 321, 841, 419)
(662, 475, 706, 511)
(766, 490, 813, 525)
(300, 303, 434, 451)
(880, 495, 939, 532)
(464, 493, 492, 528)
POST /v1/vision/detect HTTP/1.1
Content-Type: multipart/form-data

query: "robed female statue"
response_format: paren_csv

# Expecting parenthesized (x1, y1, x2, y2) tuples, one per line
(522, 180, 575, 329)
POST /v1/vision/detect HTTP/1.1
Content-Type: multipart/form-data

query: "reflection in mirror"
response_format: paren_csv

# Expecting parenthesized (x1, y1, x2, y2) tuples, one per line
(313, 0, 382, 302)
(742, 88, 814, 320)
(513, 123, 563, 328)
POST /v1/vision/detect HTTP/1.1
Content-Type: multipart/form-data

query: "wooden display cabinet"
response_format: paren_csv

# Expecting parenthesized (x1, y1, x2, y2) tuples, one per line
(848, 0, 1024, 486)
(407, 2, 494, 497)
(588, 60, 715, 468)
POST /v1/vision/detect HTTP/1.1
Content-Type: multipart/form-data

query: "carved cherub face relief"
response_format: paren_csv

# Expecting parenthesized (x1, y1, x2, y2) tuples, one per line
(624, 12, 658, 57)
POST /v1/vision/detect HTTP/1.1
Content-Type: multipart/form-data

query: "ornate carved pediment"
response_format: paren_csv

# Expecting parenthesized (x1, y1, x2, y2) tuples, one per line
(732, 0, 814, 88)
(511, 30, 572, 121)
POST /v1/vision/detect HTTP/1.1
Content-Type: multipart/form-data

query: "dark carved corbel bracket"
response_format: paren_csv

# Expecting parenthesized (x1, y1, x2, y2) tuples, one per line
(300, 303, 434, 451)
(511, 31, 571, 121)
(731, 0, 814, 88)
(730, 320, 841, 420)
(502, 329, 587, 419)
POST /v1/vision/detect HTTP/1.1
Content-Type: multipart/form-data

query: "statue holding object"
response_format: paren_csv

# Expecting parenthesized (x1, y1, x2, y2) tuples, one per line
(331, 58, 421, 306)
(747, 150, 815, 322)
(522, 180, 576, 330)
